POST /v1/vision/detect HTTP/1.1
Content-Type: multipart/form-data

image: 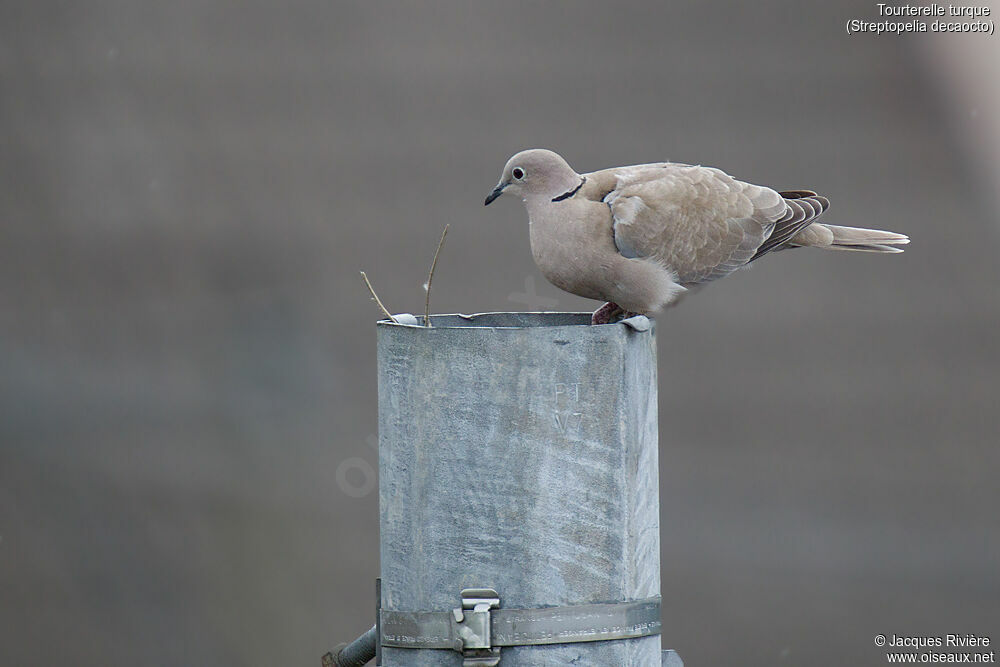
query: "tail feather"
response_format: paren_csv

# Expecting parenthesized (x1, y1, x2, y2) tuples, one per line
(827, 242, 905, 253)
(790, 223, 909, 253)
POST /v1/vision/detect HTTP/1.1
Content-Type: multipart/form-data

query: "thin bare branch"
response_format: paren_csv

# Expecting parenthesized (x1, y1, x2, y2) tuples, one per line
(423, 224, 449, 327)
(360, 271, 398, 323)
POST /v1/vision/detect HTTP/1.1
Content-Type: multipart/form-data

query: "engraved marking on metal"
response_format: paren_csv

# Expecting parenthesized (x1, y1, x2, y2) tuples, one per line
(552, 381, 585, 437)
(553, 382, 581, 403)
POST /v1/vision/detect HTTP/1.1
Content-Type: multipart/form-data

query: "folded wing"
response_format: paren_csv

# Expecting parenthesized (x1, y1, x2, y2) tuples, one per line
(602, 164, 795, 285)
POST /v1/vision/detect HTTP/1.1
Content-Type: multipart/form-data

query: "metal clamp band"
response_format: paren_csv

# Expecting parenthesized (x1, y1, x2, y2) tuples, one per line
(380, 590, 661, 664)
(490, 596, 661, 647)
(454, 588, 501, 666)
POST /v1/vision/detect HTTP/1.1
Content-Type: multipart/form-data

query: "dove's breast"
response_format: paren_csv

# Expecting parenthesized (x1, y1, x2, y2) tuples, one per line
(526, 198, 612, 301)
(525, 196, 685, 313)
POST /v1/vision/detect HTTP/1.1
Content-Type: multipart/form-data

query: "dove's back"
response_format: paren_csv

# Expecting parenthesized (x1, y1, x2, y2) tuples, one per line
(581, 162, 907, 290)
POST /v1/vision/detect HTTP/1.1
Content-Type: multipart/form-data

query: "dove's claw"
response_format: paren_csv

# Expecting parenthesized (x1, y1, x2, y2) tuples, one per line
(591, 302, 624, 325)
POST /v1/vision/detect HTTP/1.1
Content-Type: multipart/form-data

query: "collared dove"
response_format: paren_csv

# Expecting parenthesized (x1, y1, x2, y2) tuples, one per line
(485, 149, 909, 324)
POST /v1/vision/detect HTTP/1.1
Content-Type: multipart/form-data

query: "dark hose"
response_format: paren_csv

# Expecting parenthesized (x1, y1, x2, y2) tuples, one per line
(322, 625, 377, 667)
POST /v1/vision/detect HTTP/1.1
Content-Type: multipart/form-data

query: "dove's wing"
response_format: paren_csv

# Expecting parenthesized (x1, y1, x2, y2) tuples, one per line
(596, 163, 821, 286)
(749, 189, 831, 260)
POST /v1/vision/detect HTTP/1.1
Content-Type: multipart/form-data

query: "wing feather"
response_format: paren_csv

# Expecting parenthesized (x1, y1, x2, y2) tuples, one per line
(600, 164, 787, 285)
(748, 191, 830, 260)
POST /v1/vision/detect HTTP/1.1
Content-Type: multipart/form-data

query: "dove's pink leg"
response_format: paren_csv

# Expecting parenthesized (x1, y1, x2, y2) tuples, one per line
(591, 301, 624, 325)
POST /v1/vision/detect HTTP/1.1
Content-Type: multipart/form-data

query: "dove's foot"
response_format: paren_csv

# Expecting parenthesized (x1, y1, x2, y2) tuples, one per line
(591, 302, 625, 325)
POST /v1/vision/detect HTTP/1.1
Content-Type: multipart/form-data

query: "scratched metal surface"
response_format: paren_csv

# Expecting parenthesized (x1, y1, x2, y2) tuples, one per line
(377, 313, 661, 665)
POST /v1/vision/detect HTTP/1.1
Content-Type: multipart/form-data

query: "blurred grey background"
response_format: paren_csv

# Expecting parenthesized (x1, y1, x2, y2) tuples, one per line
(1, 2, 998, 665)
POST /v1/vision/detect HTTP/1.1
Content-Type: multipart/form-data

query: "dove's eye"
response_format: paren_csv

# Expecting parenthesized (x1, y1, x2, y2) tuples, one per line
(512, 167, 525, 180)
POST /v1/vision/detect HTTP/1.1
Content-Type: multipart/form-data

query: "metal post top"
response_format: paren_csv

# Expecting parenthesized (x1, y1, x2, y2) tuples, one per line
(376, 311, 653, 332)
(377, 308, 660, 664)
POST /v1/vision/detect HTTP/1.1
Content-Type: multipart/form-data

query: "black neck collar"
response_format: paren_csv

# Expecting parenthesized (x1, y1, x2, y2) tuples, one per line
(551, 177, 586, 203)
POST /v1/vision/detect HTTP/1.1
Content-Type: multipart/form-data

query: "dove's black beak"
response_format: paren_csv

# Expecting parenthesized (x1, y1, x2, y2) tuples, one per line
(484, 183, 507, 206)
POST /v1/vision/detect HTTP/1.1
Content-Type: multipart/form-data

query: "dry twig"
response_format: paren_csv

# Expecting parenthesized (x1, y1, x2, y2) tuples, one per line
(423, 224, 449, 327)
(360, 271, 398, 323)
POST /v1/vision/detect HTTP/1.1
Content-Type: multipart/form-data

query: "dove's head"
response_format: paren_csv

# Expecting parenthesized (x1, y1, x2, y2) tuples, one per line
(485, 149, 580, 205)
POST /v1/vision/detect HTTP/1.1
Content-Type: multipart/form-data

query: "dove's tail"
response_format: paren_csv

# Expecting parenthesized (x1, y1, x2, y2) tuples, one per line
(790, 223, 910, 253)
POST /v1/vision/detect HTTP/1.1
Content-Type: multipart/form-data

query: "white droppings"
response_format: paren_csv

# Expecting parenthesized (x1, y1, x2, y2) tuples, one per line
(392, 313, 420, 325)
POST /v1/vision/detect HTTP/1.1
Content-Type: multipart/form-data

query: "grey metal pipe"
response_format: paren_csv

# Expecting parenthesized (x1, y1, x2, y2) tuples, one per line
(377, 312, 663, 665)
(323, 625, 376, 667)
